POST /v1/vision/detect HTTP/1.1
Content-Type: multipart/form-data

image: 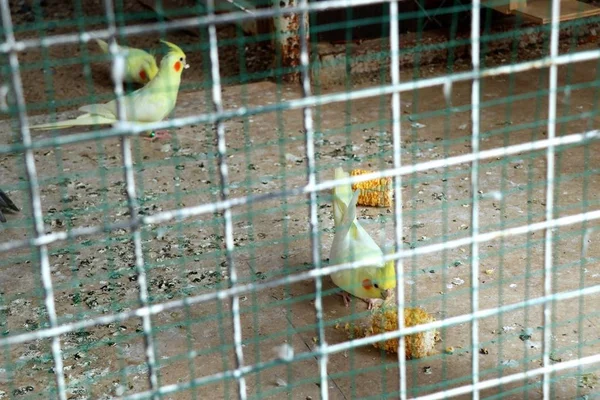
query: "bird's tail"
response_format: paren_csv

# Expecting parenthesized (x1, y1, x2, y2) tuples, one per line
(30, 114, 115, 131)
(329, 182, 361, 262)
(332, 167, 355, 227)
(95, 39, 109, 54)
(330, 167, 385, 266)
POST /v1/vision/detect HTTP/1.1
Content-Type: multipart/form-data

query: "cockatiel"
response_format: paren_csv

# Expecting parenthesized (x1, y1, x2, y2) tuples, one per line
(95, 39, 159, 85)
(0, 189, 20, 223)
(329, 167, 396, 309)
(30, 40, 189, 141)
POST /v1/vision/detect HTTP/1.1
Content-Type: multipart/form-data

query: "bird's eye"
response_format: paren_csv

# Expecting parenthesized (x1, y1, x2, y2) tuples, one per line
(179, 57, 184, 62)
(374, 283, 379, 289)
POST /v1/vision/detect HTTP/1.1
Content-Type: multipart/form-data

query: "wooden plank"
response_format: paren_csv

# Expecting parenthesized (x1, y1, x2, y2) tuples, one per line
(513, 0, 600, 23)
(136, 0, 267, 37)
(482, 0, 525, 14)
(137, 0, 202, 37)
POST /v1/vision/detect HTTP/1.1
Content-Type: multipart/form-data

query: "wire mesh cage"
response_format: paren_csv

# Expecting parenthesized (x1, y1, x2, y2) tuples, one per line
(1, 0, 600, 398)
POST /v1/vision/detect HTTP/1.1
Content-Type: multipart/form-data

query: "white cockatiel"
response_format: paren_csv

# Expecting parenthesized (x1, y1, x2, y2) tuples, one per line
(329, 167, 396, 309)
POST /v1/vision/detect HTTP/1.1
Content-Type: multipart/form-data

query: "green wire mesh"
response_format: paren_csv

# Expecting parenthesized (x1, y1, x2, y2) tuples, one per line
(1, 0, 600, 399)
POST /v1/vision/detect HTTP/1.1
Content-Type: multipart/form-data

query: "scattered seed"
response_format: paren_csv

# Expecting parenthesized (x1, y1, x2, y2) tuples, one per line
(501, 359, 519, 367)
(519, 328, 533, 341)
(550, 353, 562, 362)
(275, 378, 287, 387)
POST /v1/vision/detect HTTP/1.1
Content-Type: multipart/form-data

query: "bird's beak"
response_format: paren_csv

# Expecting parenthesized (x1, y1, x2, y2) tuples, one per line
(381, 288, 395, 300)
(184, 63, 190, 69)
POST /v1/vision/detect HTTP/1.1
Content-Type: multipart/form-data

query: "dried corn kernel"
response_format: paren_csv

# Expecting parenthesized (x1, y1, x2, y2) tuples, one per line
(350, 169, 393, 208)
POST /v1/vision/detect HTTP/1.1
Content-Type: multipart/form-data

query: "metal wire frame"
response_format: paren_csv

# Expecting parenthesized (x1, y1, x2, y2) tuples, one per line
(1, 0, 599, 398)
(2, 48, 600, 155)
(542, 0, 562, 396)
(2, 204, 600, 397)
(206, 0, 248, 397)
(295, 0, 330, 397)
(389, 0, 408, 398)
(3, 194, 600, 352)
(0, 0, 68, 398)
(2, 127, 599, 255)
(469, 0, 482, 395)
(102, 0, 162, 396)
(0, 256, 599, 394)
(114, 352, 600, 399)
(0, 0, 397, 54)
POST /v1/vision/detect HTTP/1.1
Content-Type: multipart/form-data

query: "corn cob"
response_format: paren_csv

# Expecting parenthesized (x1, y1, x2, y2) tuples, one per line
(350, 169, 393, 208)
(369, 306, 439, 358)
(343, 305, 439, 358)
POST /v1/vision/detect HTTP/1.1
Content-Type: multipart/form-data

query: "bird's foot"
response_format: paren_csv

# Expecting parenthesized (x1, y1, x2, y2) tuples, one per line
(337, 291, 352, 308)
(143, 130, 171, 141)
(364, 298, 379, 310)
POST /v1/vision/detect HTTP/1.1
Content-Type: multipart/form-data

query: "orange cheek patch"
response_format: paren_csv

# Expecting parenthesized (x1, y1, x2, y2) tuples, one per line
(362, 279, 373, 290)
(174, 61, 181, 72)
(139, 70, 147, 81)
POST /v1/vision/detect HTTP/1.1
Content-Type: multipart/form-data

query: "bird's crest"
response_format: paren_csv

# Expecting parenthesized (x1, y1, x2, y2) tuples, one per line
(160, 40, 186, 57)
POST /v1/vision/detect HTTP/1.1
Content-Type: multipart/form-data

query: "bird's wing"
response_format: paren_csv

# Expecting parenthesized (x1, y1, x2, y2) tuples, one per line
(0, 189, 19, 222)
(78, 103, 117, 119)
(127, 47, 152, 59)
(77, 87, 167, 123)
(330, 185, 384, 268)
(350, 222, 384, 263)
(122, 89, 174, 122)
(330, 262, 381, 300)
(67, 82, 173, 125)
(0, 189, 19, 212)
(125, 49, 156, 82)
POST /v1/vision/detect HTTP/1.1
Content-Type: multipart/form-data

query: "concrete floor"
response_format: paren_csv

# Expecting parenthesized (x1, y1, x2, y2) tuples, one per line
(1, 44, 600, 399)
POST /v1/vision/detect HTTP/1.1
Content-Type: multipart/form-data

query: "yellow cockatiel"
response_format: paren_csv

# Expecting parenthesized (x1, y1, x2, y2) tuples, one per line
(329, 167, 396, 309)
(31, 40, 189, 141)
(95, 39, 159, 85)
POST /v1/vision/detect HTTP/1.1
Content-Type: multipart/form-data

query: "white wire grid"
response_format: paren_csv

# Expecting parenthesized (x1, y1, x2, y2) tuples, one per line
(0, 0, 599, 399)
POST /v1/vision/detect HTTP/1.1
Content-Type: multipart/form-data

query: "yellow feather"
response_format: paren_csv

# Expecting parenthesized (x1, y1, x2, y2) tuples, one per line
(95, 38, 110, 53)
(160, 40, 186, 57)
(376, 260, 397, 291)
